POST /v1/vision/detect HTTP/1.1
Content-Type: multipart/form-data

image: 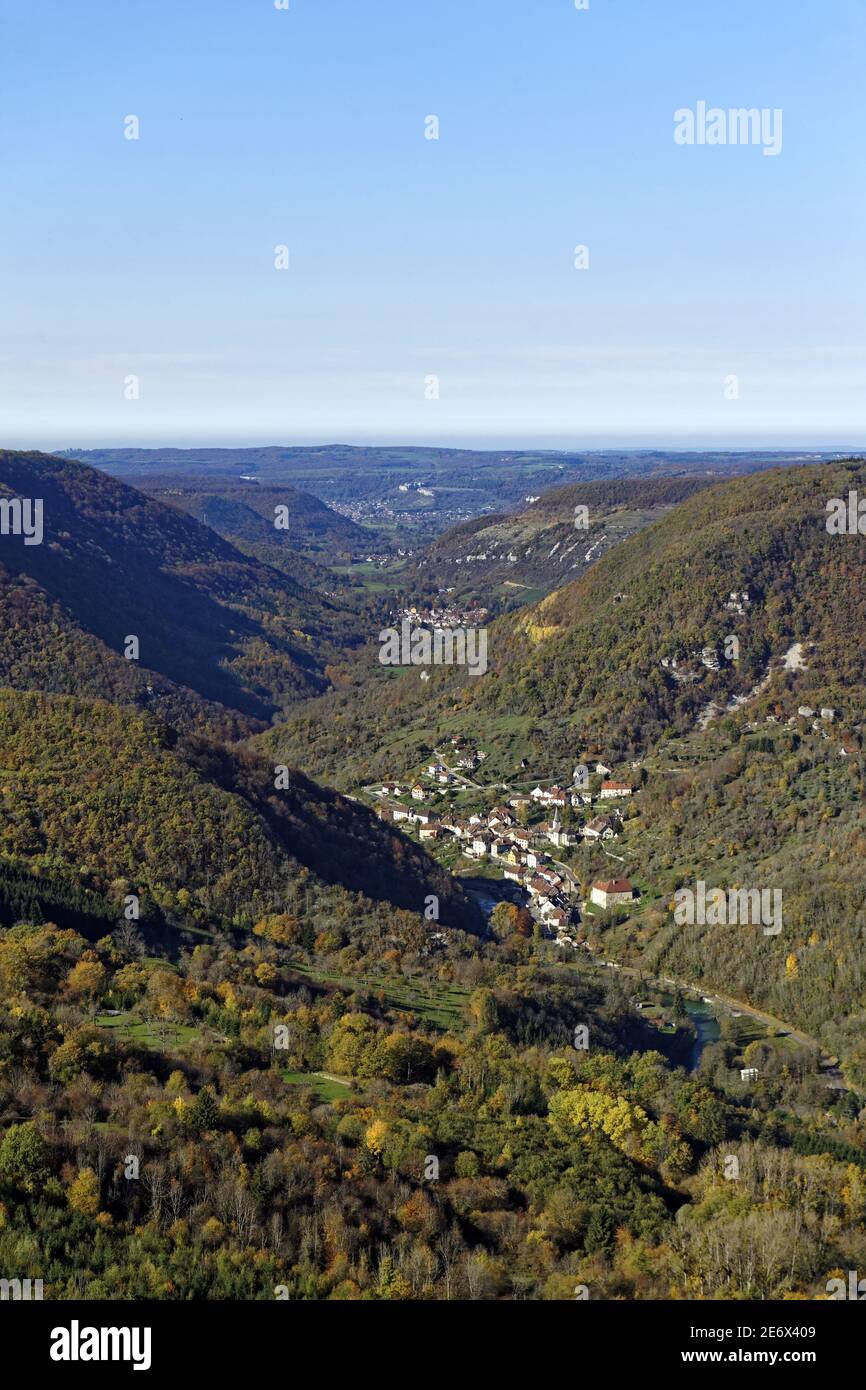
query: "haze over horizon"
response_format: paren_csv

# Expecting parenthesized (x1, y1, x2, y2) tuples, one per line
(50, 435, 866, 457)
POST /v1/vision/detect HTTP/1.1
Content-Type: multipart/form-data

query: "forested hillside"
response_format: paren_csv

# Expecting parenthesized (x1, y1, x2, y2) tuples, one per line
(0, 688, 477, 937)
(258, 460, 866, 783)
(3, 898, 866, 1300)
(254, 461, 866, 1074)
(138, 478, 375, 576)
(0, 451, 362, 733)
(408, 476, 712, 611)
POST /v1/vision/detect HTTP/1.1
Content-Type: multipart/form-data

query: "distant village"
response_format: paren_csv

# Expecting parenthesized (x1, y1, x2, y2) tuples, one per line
(396, 603, 489, 629)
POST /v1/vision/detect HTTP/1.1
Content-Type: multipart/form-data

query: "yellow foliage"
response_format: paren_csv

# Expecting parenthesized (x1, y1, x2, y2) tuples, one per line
(68, 1167, 101, 1219)
(365, 1119, 390, 1155)
(65, 958, 106, 999)
(548, 1086, 650, 1155)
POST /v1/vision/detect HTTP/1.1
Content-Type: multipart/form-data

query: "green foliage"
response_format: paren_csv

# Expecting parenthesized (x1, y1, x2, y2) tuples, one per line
(0, 1121, 51, 1191)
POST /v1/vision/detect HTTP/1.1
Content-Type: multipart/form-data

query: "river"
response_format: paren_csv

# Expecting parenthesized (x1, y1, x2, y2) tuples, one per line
(682, 997, 721, 1070)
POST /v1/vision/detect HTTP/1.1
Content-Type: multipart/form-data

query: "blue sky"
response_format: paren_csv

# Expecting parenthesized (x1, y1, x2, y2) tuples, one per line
(2, 0, 865, 449)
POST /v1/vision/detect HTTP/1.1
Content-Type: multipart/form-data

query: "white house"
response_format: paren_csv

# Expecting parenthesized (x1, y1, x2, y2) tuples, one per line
(600, 782, 632, 800)
(531, 786, 566, 807)
(590, 878, 635, 910)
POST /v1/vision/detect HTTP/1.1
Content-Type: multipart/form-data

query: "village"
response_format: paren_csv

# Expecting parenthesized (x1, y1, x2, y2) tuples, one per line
(368, 734, 641, 953)
(395, 602, 490, 630)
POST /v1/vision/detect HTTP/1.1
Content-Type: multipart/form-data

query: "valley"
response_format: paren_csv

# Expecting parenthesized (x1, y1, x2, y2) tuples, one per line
(1, 447, 865, 1303)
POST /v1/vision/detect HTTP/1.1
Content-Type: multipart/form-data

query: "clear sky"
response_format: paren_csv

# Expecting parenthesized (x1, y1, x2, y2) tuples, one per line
(2, 0, 865, 450)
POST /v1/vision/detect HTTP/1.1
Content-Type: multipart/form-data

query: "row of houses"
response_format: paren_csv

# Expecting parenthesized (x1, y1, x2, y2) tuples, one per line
(398, 604, 489, 629)
(529, 780, 634, 808)
(745, 705, 855, 755)
(503, 863, 579, 933)
(377, 794, 624, 852)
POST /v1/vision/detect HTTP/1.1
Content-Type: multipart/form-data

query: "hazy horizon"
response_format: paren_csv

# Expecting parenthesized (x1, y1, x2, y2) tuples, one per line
(32, 434, 866, 457)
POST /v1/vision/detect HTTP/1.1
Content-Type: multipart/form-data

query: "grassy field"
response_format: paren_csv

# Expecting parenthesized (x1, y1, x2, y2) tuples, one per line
(329, 559, 407, 594)
(95, 1011, 199, 1051)
(290, 964, 470, 1031)
(282, 1071, 353, 1102)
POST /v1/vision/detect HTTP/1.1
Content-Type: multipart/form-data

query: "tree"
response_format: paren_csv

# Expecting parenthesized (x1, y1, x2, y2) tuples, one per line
(454, 1150, 480, 1178)
(253, 913, 302, 945)
(66, 957, 107, 1002)
(514, 907, 534, 938)
(377, 1253, 412, 1300)
(548, 1086, 650, 1156)
(68, 1167, 101, 1218)
(491, 902, 518, 936)
(365, 1119, 389, 1157)
(469, 988, 499, 1033)
(188, 1086, 219, 1133)
(374, 1033, 436, 1085)
(48, 1025, 114, 1084)
(146, 968, 190, 1021)
(0, 1121, 50, 1192)
(585, 1206, 615, 1253)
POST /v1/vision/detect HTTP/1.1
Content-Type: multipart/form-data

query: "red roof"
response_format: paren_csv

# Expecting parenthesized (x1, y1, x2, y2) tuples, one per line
(593, 878, 632, 894)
